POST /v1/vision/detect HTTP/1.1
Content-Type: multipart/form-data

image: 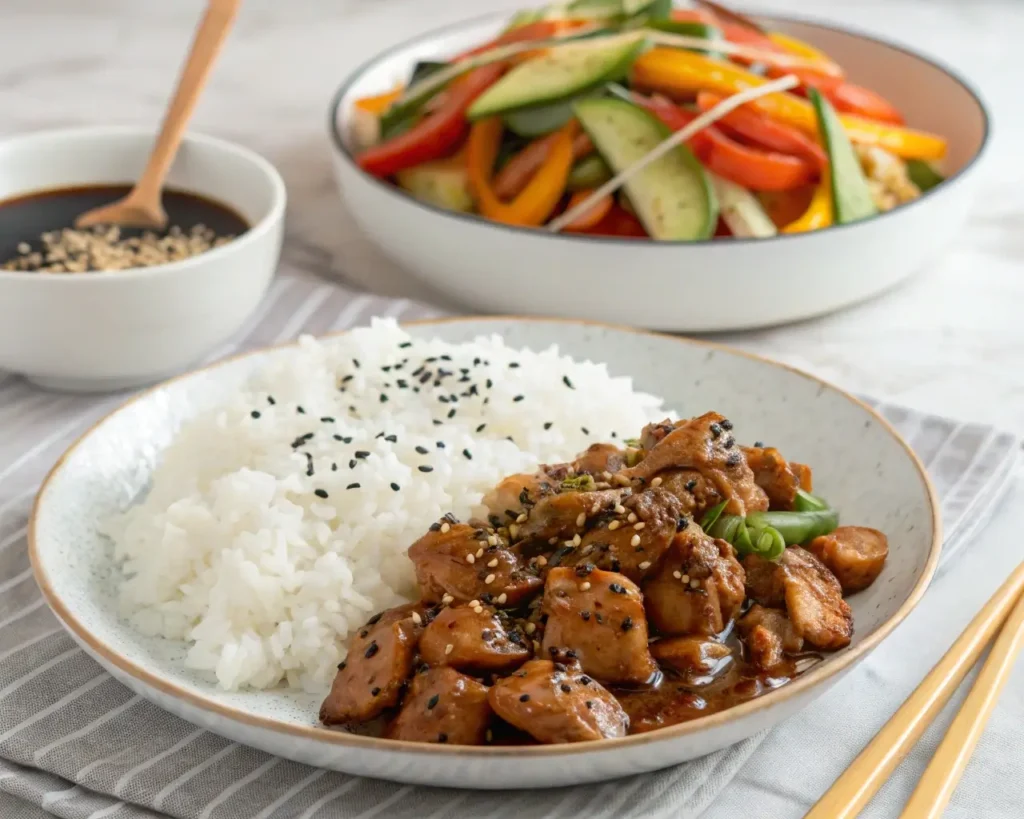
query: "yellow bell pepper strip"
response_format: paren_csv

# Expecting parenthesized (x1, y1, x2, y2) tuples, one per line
(467, 118, 576, 227)
(630, 49, 946, 160)
(767, 32, 844, 79)
(782, 174, 832, 233)
(354, 86, 403, 115)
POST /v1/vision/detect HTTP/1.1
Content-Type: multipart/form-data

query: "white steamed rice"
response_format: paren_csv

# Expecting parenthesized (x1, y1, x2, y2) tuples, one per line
(106, 320, 667, 692)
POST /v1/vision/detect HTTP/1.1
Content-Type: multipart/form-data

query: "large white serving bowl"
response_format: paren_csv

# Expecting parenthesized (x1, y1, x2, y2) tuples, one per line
(30, 319, 941, 788)
(328, 13, 989, 332)
(0, 127, 286, 392)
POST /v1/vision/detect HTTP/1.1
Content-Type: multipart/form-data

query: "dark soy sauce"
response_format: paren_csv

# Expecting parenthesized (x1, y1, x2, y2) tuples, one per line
(0, 185, 249, 269)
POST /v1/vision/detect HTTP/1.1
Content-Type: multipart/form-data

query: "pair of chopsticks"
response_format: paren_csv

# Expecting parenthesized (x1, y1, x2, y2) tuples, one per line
(806, 562, 1024, 819)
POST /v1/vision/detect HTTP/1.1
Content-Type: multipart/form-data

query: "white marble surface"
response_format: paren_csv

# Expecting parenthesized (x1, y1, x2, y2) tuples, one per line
(2, 0, 1022, 433)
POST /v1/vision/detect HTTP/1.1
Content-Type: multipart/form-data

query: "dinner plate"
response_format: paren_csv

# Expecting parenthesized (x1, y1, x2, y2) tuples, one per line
(29, 319, 941, 788)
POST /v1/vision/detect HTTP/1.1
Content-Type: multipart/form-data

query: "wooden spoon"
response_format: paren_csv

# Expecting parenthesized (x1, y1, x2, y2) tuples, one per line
(75, 0, 242, 230)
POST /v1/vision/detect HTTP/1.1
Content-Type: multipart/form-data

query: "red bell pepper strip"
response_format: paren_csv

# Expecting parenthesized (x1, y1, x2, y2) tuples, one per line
(562, 190, 614, 231)
(637, 94, 818, 192)
(356, 64, 503, 178)
(766, 67, 904, 125)
(696, 92, 827, 170)
(493, 132, 593, 201)
(577, 204, 649, 238)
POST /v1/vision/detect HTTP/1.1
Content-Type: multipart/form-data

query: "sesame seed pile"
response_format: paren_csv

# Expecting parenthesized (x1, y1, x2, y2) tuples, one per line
(2, 223, 234, 273)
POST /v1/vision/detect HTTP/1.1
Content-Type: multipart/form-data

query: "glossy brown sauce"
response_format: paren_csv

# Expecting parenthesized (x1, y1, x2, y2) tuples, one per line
(0, 184, 248, 264)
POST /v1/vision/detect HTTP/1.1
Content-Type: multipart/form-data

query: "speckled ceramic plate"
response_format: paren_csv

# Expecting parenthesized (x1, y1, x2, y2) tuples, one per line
(29, 319, 941, 788)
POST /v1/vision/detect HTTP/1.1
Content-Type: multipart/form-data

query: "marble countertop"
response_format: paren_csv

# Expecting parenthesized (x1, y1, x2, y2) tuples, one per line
(3, 0, 1022, 433)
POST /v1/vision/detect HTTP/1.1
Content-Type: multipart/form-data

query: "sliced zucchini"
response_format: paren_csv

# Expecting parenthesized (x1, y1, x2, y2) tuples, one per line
(710, 173, 777, 238)
(906, 159, 945, 192)
(409, 60, 448, 85)
(567, 0, 625, 21)
(808, 87, 877, 225)
(395, 155, 474, 213)
(623, 0, 672, 19)
(468, 33, 646, 120)
(574, 97, 717, 240)
(504, 89, 603, 138)
(567, 153, 613, 190)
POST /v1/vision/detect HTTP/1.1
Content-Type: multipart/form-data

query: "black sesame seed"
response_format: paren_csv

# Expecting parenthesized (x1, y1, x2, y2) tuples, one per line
(513, 395, 524, 402)
(384, 434, 398, 443)
(595, 612, 604, 624)
(267, 396, 276, 405)
(621, 616, 633, 632)
(418, 465, 434, 473)
(349, 459, 357, 469)
(544, 422, 553, 430)
(721, 419, 733, 431)
(352, 359, 360, 369)
(427, 694, 440, 710)
(399, 341, 412, 348)
(314, 488, 328, 499)
(437, 441, 445, 448)
(575, 563, 595, 577)
(371, 686, 381, 696)
(364, 641, 378, 658)
(485, 379, 493, 389)
(723, 436, 735, 449)
(677, 515, 691, 531)
(415, 446, 429, 454)
(753, 440, 765, 448)
(429, 522, 441, 531)
(581, 427, 589, 435)
(565, 649, 577, 659)
(390, 482, 400, 492)
(563, 375, 574, 389)
(438, 395, 449, 404)
(560, 683, 572, 693)
(355, 451, 369, 459)
(685, 479, 698, 491)
(580, 675, 591, 685)
(585, 701, 594, 710)
(609, 583, 626, 594)
(580, 611, 591, 621)
(419, 372, 432, 384)
(519, 694, 530, 702)
(437, 733, 448, 743)
(337, 661, 346, 670)
(476, 423, 487, 433)
(331, 463, 338, 472)
(347, 482, 360, 490)
(463, 449, 472, 460)
(447, 408, 456, 419)
(296, 406, 306, 414)
(709, 422, 722, 438)
(726, 452, 742, 467)
(341, 375, 354, 384)
(611, 431, 618, 438)
(305, 454, 315, 477)
(432, 419, 442, 426)
(397, 379, 408, 388)
(250, 410, 261, 419)
(320, 416, 335, 423)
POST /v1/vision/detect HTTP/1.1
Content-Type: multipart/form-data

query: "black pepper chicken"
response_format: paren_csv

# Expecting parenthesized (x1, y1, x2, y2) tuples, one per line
(319, 413, 888, 745)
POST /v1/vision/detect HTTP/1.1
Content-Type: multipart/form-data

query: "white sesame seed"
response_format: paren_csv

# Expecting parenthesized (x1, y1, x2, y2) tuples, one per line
(580, 582, 592, 591)
(516, 513, 528, 524)
(651, 476, 663, 487)
(572, 533, 582, 546)
(614, 474, 631, 486)
(440, 522, 451, 533)
(476, 548, 484, 558)
(630, 534, 641, 547)
(608, 521, 621, 531)
(497, 593, 508, 605)
(690, 579, 700, 589)
(672, 571, 682, 579)
(469, 600, 480, 608)
(634, 521, 646, 531)
(487, 558, 499, 568)
(466, 554, 476, 564)
(581, 544, 594, 556)
(509, 524, 518, 539)
(537, 556, 548, 567)
(441, 593, 454, 605)
(484, 573, 496, 585)
(639, 560, 651, 570)
(680, 575, 690, 584)
(525, 622, 537, 634)
(548, 536, 559, 545)
(488, 535, 498, 546)
(602, 471, 612, 481)
(411, 612, 422, 625)
(627, 513, 638, 523)
(614, 504, 626, 514)
(590, 503, 600, 514)
(575, 513, 586, 527)
(567, 466, 576, 476)
(445, 643, 454, 655)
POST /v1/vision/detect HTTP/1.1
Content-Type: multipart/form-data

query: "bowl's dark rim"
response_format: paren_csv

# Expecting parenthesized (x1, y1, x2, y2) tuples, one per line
(29, 316, 943, 759)
(327, 9, 991, 247)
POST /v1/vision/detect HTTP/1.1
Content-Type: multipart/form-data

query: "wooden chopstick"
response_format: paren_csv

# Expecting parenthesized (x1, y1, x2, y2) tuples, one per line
(898, 587, 1024, 818)
(804, 561, 1024, 819)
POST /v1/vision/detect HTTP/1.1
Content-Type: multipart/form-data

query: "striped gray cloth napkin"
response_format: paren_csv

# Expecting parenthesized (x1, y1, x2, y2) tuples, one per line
(0, 272, 1019, 819)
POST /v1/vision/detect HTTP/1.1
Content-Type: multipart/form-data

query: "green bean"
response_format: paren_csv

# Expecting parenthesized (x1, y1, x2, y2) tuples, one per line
(745, 509, 839, 545)
(794, 489, 830, 513)
(700, 500, 728, 531)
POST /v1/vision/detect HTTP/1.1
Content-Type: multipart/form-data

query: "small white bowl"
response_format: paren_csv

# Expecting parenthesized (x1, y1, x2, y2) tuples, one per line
(0, 127, 286, 392)
(327, 13, 989, 332)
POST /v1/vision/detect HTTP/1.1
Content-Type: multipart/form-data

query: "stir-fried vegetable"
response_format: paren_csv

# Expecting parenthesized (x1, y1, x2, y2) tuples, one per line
(349, 0, 947, 240)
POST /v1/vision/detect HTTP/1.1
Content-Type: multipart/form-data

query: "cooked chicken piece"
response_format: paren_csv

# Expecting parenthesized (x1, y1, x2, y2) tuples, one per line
(807, 526, 888, 593)
(483, 472, 556, 521)
(743, 548, 852, 650)
(541, 567, 657, 685)
(386, 666, 492, 745)
(791, 462, 813, 492)
(639, 419, 677, 451)
(656, 469, 724, 519)
(516, 488, 626, 544)
(738, 605, 803, 670)
(488, 659, 629, 743)
(419, 605, 531, 674)
(650, 636, 733, 678)
(571, 443, 628, 476)
(622, 412, 768, 516)
(408, 522, 542, 606)
(644, 528, 745, 636)
(856, 144, 921, 211)
(742, 446, 801, 510)
(320, 603, 424, 725)
(566, 487, 683, 582)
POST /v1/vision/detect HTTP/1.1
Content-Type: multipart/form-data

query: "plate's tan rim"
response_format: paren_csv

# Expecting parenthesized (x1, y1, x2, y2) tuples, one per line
(28, 315, 942, 758)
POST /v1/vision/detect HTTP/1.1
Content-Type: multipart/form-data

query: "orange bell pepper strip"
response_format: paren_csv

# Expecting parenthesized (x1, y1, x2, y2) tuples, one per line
(758, 186, 816, 228)
(782, 175, 833, 233)
(696, 91, 827, 170)
(354, 86, 403, 115)
(767, 32, 844, 78)
(493, 132, 593, 200)
(467, 118, 575, 227)
(631, 49, 946, 159)
(562, 190, 614, 231)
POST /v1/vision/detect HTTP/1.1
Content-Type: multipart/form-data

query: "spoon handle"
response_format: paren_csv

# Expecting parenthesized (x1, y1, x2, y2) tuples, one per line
(134, 0, 242, 201)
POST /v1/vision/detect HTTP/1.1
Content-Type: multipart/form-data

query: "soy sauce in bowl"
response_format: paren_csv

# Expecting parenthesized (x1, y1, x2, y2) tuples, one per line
(0, 184, 249, 273)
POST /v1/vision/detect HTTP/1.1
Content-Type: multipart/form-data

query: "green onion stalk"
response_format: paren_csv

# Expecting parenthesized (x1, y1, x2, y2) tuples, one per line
(698, 499, 838, 562)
